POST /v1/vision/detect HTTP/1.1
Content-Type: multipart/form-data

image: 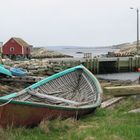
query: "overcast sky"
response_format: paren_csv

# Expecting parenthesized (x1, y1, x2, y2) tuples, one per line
(0, 0, 140, 46)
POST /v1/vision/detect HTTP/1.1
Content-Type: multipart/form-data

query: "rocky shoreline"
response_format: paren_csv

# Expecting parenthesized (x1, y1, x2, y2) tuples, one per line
(31, 47, 73, 59)
(109, 41, 140, 57)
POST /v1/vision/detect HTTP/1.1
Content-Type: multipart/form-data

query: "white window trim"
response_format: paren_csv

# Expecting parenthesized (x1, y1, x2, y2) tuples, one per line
(10, 47, 14, 51)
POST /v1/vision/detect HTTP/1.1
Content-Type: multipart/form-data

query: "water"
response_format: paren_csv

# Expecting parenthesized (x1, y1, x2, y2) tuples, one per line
(47, 46, 118, 58)
(96, 72, 140, 81)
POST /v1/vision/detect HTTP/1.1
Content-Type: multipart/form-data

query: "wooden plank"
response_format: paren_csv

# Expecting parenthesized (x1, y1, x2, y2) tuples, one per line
(28, 90, 80, 105)
(101, 97, 124, 108)
(128, 108, 140, 113)
(104, 85, 140, 96)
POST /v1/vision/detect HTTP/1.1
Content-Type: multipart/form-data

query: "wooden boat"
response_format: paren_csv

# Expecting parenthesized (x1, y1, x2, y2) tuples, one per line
(0, 65, 102, 127)
(10, 67, 27, 76)
(0, 64, 12, 77)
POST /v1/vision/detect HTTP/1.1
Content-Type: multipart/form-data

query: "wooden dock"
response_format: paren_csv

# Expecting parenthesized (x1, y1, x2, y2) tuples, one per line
(48, 56, 140, 74)
(84, 56, 140, 74)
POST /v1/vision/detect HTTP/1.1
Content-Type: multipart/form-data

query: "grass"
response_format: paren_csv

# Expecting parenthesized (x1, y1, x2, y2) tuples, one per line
(0, 97, 140, 140)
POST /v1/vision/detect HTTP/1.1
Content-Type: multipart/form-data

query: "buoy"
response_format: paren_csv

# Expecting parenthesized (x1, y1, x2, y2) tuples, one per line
(137, 68, 140, 72)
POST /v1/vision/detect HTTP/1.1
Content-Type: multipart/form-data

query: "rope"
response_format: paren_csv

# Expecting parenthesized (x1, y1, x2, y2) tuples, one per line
(0, 98, 13, 107)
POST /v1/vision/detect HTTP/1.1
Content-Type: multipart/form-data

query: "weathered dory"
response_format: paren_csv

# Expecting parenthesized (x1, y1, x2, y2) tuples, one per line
(0, 65, 102, 127)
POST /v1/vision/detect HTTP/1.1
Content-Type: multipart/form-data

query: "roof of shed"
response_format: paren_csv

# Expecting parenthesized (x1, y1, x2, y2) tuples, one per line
(12, 37, 31, 48)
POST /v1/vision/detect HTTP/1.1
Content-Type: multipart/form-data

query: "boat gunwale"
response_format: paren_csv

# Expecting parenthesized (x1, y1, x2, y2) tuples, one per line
(0, 98, 100, 110)
(0, 65, 102, 110)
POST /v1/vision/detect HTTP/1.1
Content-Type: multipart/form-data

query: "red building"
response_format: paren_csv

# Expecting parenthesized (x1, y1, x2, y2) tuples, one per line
(2, 37, 32, 59)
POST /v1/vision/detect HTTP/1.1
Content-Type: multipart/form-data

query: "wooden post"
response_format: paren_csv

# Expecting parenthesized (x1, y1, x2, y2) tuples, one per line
(132, 57, 134, 71)
(89, 59, 92, 71)
(135, 56, 138, 70)
(135, 56, 137, 70)
(85, 59, 88, 69)
(95, 58, 98, 74)
(96, 59, 99, 74)
(93, 58, 96, 74)
(138, 56, 140, 68)
(129, 57, 132, 72)
(117, 58, 120, 72)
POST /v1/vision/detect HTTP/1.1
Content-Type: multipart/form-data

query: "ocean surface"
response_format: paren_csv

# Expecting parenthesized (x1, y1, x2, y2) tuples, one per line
(96, 72, 140, 81)
(47, 46, 118, 58)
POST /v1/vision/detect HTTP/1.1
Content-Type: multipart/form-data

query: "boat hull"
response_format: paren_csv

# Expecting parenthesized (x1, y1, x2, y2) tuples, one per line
(0, 103, 96, 127)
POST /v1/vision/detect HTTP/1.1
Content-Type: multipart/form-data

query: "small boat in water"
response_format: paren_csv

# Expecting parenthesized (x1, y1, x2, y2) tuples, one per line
(10, 67, 27, 76)
(76, 51, 83, 54)
(0, 64, 12, 77)
(0, 65, 102, 127)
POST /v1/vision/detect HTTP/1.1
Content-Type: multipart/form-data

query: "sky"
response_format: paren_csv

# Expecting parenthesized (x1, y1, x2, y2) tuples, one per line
(0, 0, 140, 47)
